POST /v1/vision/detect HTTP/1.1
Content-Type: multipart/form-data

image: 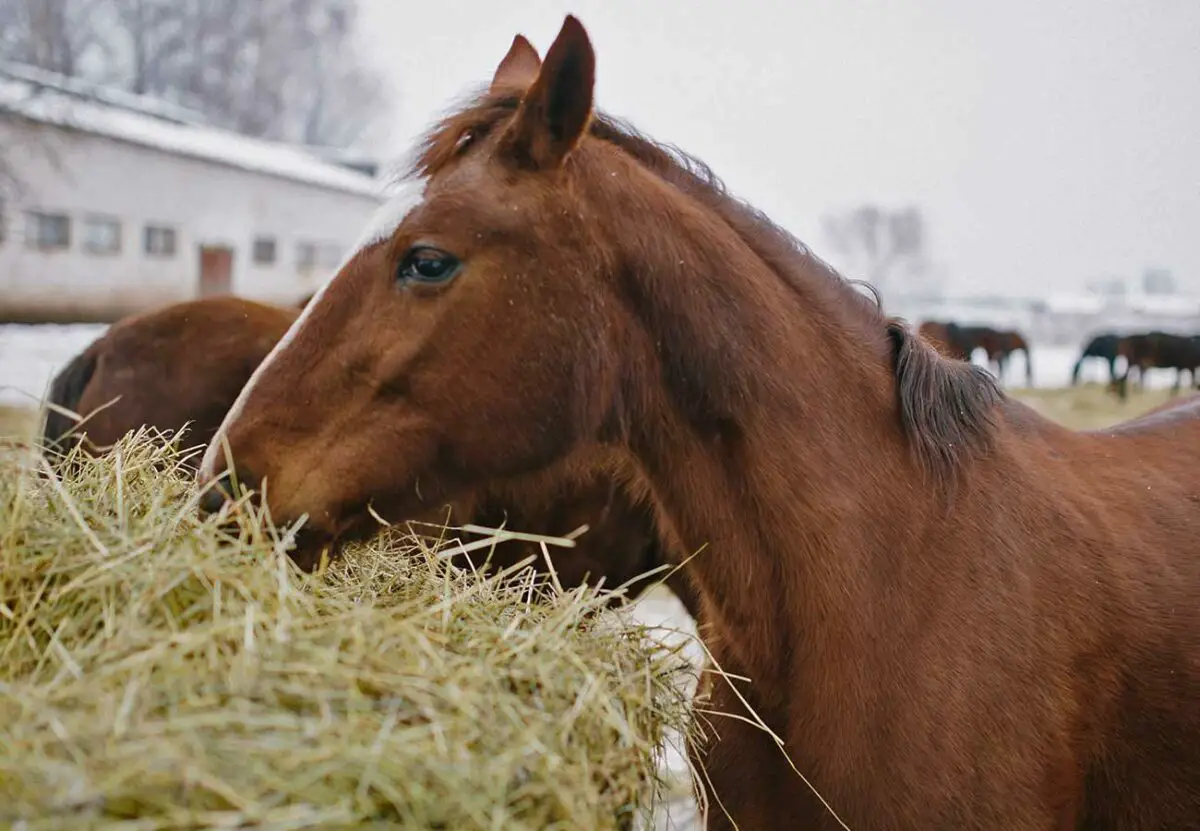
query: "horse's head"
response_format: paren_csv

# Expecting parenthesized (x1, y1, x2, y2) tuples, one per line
(197, 14, 999, 563)
(198, 18, 633, 549)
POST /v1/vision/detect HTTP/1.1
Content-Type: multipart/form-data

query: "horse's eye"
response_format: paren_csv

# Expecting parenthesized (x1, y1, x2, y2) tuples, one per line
(397, 247, 461, 286)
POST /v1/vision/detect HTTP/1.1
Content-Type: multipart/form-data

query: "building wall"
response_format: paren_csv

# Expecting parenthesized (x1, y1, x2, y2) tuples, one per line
(0, 119, 384, 321)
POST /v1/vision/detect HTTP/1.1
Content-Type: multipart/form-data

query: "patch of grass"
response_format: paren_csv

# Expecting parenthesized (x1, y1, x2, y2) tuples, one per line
(0, 405, 35, 443)
(0, 433, 696, 830)
(1010, 383, 1183, 431)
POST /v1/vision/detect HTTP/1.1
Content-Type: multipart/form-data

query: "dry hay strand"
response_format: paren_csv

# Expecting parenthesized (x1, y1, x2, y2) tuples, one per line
(0, 432, 697, 830)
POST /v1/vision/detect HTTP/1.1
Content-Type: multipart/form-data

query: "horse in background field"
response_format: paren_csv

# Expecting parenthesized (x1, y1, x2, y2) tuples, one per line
(196, 17, 1200, 829)
(40, 293, 699, 618)
(917, 321, 1033, 386)
(953, 325, 1034, 387)
(1115, 331, 1200, 400)
(1071, 332, 1122, 388)
(917, 320, 968, 360)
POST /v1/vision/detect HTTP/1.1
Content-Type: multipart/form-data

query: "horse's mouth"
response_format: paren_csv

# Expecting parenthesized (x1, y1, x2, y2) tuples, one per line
(278, 496, 474, 575)
(285, 509, 376, 573)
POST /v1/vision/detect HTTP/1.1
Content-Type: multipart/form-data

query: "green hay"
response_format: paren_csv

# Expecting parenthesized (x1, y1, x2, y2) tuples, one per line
(0, 432, 696, 830)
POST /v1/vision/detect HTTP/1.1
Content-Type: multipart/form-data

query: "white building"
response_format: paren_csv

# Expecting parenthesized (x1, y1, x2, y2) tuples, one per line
(0, 62, 386, 322)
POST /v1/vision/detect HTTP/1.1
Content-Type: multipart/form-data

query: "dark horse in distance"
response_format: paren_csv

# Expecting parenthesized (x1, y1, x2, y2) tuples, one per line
(918, 320, 1033, 386)
(1115, 331, 1200, 401)
(1070, 332, 1122, 388)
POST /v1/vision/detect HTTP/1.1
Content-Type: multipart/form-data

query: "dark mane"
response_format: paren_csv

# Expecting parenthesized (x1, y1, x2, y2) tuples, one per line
(409, 90, 1002, 480)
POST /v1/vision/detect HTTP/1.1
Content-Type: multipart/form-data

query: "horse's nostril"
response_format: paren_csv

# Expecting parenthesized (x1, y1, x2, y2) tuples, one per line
(198, 485, 229, 516)
(198, 472, 248, 515)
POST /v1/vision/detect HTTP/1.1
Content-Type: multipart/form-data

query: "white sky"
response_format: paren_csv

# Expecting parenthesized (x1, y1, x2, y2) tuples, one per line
(356, 0, 1200, 297)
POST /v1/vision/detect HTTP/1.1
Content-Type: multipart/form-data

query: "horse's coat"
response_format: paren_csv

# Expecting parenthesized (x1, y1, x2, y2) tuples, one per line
(199, 17, 1200, 830)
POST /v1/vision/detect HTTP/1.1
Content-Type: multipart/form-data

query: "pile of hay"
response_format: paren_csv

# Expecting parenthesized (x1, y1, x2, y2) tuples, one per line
(0, 433, 695, 829)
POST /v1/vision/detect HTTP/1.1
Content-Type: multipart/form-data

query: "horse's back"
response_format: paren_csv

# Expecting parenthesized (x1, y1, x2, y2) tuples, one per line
(66, 296, 299, 455)
(994, 401, 1200, 827)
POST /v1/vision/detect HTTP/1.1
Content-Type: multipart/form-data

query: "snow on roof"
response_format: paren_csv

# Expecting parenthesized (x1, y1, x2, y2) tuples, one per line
(0, 60, 210, 126)
(0, 62, 387, 199)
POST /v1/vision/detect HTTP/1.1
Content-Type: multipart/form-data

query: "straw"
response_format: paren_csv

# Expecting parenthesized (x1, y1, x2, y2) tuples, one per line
(0, 431, 697, 830)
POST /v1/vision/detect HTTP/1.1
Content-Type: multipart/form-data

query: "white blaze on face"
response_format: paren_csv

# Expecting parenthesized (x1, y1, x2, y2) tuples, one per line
(197, 179, 427, 482)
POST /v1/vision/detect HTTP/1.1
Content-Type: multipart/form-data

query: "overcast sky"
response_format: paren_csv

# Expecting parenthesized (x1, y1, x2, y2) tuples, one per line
(355, 0, 1200, 298)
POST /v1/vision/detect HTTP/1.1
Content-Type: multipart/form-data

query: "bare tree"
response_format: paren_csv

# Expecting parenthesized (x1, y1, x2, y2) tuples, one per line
(821, 204, 933, 294)
(106, 0, 386, 148)
(0, 0, 387, 150)
(0, 0, 112, 77)
(0, 68, 64, 199)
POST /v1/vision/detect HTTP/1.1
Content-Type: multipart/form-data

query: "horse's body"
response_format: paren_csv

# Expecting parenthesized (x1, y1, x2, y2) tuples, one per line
(42, 295, 301, 463)
(43, 295, 698, 616)
(986, 327, 1034, 386)
(1116, 331, 1200, 399)
(1071, 333, 1122, 387)
(917, 321, 1033, 386)
(953, 324, 1034, 386)
(197, 18, 1200, 829)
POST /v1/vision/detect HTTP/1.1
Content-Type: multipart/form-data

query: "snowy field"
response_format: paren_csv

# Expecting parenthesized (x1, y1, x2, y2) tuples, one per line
(0, 321, 1189, 410)
(0, 323, 110, 408)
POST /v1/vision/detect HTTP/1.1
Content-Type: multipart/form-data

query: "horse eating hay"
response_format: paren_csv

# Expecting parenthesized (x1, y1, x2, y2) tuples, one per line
(198, 16, 1200, 829)
(40, 295, 697, 615)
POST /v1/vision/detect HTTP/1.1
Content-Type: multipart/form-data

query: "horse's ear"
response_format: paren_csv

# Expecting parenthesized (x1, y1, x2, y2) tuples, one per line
(490, 34, 542, 93)
(501, 15, 594, 171)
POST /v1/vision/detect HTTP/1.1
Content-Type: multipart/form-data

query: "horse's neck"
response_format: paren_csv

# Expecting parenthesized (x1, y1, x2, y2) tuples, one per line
(620, 268, 928, 696)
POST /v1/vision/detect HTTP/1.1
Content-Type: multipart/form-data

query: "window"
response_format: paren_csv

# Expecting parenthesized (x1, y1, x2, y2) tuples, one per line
(296, 241, 319, 270)
(83, 215, 121, 254)
(144, 224, 177, 257)
(26, 211, 71, 250)
(253, 236, 277, 265)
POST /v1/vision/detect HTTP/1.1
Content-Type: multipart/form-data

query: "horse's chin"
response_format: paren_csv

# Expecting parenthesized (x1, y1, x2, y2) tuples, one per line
(282, 493, 480, 574)
(284, 510, 373, 573)
(282, 525, 339, 573)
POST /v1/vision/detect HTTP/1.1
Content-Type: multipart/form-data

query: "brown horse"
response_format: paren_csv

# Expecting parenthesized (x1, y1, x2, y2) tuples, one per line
(41, 295, 301, 465)
(41, 294, 698, 617)
(916, 320, 968, 360)
(981, 326, 1034, 386)
(1115, 331, 1200, 400)
(197, 17, 1200, 829)
(921, 321, 1033, 386)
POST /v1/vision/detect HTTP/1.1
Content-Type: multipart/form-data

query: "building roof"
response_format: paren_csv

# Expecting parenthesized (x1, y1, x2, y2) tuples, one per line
(0, 61, 387, 199)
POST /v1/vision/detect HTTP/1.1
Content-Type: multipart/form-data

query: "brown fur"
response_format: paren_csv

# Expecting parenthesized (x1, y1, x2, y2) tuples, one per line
(199, 17, 1200, 829)
(42, 295, 301, 466)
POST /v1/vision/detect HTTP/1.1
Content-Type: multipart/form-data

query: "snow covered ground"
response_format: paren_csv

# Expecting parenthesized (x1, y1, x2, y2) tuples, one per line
(0, 323, 110, 408)
(1, 322, 1187, 410)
